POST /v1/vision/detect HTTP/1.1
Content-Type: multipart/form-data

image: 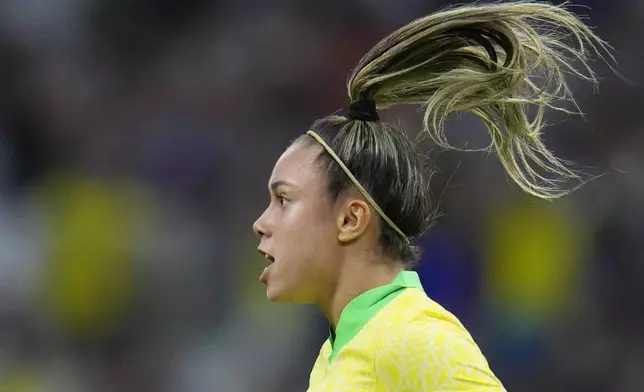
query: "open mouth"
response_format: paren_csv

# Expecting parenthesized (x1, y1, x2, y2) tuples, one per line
(258, 250, 274, 284)
(259, 249, 275, 264)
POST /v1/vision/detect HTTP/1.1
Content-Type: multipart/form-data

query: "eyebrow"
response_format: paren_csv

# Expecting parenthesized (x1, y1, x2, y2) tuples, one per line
(270, 180, 295, 193)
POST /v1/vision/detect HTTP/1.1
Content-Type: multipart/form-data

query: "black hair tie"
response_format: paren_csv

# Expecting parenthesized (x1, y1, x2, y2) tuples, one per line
(347, 99, 379, 122)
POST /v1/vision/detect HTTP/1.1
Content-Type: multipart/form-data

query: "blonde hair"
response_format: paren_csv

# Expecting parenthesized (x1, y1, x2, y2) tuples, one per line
(301, 1, 613, 264)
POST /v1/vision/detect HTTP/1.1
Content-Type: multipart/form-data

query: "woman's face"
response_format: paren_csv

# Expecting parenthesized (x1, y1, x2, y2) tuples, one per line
(253, 142, 343, 303)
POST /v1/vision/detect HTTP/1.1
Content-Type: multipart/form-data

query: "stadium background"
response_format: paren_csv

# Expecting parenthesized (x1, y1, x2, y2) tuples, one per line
(0, 1, 642, 391)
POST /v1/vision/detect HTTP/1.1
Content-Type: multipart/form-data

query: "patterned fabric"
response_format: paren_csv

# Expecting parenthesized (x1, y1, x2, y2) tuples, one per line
(308, 289, 505, 391)
(328, 271, 423, 362)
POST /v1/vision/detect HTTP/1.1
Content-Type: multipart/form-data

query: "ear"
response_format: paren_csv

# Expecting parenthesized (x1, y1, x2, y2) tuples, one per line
(336, 198, 372, 244)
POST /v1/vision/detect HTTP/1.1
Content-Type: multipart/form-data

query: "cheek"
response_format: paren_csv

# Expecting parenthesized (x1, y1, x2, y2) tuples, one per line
(282, 202, 334, 236)
(298, 205, 336, 241)
(269, 203, 340, 301)
(280, 205, 337, 267)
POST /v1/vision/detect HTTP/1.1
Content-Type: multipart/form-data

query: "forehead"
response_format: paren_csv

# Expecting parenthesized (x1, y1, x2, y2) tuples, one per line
(269, 143, 324, 189)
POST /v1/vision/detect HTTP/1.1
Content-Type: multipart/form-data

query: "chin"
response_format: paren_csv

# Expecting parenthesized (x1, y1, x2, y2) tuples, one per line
(265, 288, 283, 302)
(265, 284, 289, 302)
(265, 283, 311, 303)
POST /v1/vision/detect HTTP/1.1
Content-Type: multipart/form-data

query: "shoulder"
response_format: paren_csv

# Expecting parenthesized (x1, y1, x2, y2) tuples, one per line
(376, 288, 467, 331)
(374, 290, 505, 391)
(312, 339, 332, 366)
(309, 339, 332, 386)
(374, 289, 482, 361)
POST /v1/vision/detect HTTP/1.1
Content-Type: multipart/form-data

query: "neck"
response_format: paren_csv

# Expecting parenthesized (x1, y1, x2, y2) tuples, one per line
(318, 256, 404, 329)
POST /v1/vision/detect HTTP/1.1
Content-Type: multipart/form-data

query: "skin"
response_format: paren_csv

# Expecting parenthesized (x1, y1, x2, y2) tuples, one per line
(253, 140, 404, 328)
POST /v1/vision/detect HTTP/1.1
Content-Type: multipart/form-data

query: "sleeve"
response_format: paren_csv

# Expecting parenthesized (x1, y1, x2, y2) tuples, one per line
(374, 319, 505, 391)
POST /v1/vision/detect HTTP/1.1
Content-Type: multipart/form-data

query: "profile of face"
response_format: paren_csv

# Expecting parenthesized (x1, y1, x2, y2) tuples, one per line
(253, 142, 343, 302)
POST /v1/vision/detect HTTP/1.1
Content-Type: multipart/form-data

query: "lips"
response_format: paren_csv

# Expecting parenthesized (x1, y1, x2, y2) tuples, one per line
(258, 249, 275, 284)
(258, 249, 275, 264)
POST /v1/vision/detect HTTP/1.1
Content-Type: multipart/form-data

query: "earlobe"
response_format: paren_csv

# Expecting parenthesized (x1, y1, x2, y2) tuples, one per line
(337, 199, 371, 243)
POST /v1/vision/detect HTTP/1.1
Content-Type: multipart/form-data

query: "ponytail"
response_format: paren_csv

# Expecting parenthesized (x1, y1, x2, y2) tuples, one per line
(347, 1, 614, 198)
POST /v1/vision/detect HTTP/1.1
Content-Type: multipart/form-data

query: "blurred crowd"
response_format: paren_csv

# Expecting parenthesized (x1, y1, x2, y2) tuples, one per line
(0, 1, 642, 391)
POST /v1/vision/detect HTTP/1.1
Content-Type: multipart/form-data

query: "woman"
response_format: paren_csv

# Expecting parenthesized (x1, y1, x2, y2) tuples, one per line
(253, 2, 613, 391)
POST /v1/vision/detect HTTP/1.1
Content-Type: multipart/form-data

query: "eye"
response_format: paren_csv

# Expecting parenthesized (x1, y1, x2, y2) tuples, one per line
(277, 195, 289, 206)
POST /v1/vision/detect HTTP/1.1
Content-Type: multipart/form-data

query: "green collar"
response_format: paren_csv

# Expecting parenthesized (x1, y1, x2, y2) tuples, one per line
(328, 270, 424, 363)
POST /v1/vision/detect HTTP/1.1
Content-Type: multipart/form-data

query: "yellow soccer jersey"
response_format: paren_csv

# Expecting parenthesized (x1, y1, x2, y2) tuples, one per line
(308, 271, 505, 391)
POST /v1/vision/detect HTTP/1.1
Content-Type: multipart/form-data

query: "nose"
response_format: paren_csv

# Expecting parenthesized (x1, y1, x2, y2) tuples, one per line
(253, 210, 269, 238)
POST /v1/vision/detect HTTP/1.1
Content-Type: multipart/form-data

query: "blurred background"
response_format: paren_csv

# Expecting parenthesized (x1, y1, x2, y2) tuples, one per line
(0, 0, 642, 391)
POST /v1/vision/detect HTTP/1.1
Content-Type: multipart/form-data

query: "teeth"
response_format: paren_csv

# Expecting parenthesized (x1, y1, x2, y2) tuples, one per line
(259, 249, 275, 263)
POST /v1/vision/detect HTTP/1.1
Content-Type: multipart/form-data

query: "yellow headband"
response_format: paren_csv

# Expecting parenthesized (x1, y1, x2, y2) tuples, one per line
(306, 130, 409, 243)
